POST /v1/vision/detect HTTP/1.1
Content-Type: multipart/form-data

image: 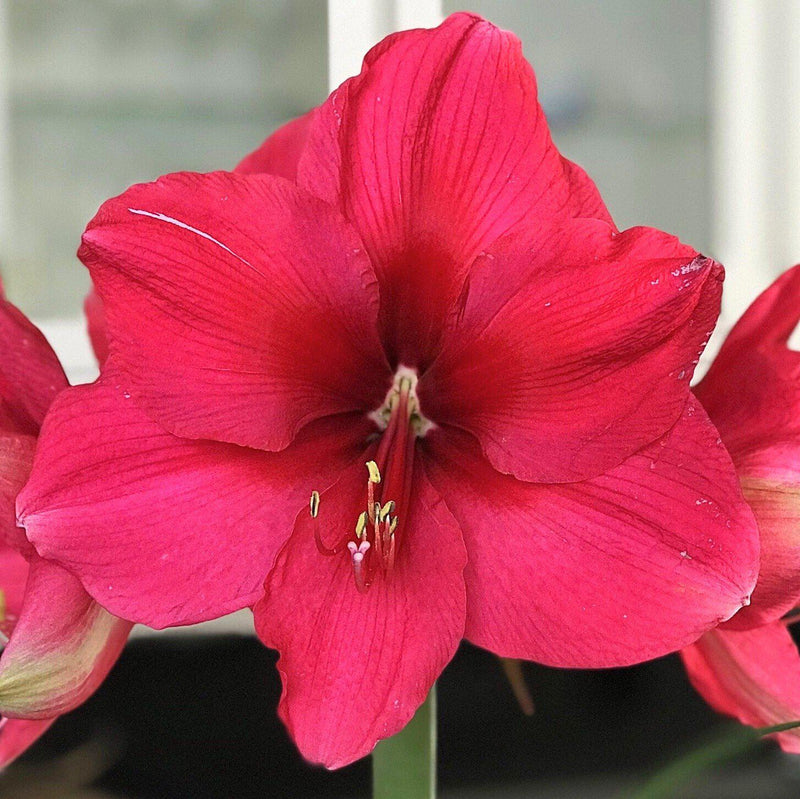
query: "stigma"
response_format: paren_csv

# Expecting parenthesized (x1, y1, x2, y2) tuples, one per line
(310, 367, 432, 592)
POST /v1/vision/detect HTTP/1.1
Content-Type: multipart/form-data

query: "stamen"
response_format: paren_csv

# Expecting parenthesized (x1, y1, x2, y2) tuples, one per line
(373, 500, 384, 562)
(366, 461, 381, 484)
(312, 490, 342, 556)
(367, 462, 380, 523)
(386, 529, 396, 572)
(310, 368, 431, 591)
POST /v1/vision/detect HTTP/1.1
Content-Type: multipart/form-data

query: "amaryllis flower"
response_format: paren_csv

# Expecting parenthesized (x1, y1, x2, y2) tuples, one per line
(681, 264, 800, 751)
(19, 13, 758, 767)
(0, 297, 132, 767)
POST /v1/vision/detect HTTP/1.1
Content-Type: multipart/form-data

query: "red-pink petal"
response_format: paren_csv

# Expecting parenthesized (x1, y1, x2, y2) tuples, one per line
(722, 470, 800, 630)
(0, 301, 66, 558)
(80, 170, 390, 452)
(420, 222, 723, 483)
(696, 264, 800, 625)
(18, 375, 375, 628)
(696, 263, 800, 457)
(0, 556, 131, 719)
(681, 622, 800, 753)
(0, 299, 67, 436)
(422, 397, 759, 667)
(0, 547, 29, 639)
(255, 456, 467, 768)
(0, 434, 36, 556)
(83, 287, 109, 367)
(235, 111, 313, 180)
(299, 12, 611, 367)
(0, 717, 55, 769)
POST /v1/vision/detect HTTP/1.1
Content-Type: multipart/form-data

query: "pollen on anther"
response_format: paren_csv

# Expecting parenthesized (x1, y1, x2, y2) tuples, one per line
(379, 501, 395, 522)
(355, 511, 368, 538)
(309, 490, 320, 518)
(366, 460, 381, 483)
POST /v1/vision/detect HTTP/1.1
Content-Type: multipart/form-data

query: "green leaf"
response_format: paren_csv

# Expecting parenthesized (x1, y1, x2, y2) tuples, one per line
(627, 719, 800, 799)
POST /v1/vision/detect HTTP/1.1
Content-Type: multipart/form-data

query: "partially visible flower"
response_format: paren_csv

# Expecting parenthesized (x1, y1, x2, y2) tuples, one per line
(235, 110, 313, 182)
(681, 264, 800, 751)
(0, 298, 132, 768)
(19, 13, 759, 768)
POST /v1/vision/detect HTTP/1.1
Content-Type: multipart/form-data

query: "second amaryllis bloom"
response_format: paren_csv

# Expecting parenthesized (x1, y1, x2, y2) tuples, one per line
(681, 264, 800, 751)
(18, 13, 759, 767)
(0, 298, 132, 766)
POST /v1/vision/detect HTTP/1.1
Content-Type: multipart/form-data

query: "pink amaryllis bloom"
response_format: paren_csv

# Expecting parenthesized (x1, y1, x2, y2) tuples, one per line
(681, 264, 800, 751)
(19, 13, 759, 767)
(0, 297, 132, 768)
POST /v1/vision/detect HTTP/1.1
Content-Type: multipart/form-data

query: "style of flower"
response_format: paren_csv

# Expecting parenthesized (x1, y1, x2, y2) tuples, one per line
(681, 264, 800, 751)
(18, 13, 759, 768)
(0, 297, 132, 767)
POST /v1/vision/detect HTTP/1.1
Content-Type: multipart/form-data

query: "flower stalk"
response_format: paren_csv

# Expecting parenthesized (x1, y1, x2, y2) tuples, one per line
(373, 685, 436, 799)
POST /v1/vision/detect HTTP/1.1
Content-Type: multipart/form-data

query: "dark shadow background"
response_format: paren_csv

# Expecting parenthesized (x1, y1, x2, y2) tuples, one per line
(5, 636, 800, 798)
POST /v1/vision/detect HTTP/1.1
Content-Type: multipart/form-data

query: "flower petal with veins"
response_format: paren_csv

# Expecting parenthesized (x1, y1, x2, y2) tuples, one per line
(423, 398, 758, 667)
(682, 623, 800, 753)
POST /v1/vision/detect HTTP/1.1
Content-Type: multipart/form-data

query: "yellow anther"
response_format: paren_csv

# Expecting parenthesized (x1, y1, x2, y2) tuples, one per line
(389, 517, 398, 533)
(366, 460, 381, 483)
(379, 501, 395, 522)
(309, 491, 320, 518)
(355, 511, 368, 538)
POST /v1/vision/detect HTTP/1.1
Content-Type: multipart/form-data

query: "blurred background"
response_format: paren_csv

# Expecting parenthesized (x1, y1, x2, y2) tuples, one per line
(1, 1, 799, 796)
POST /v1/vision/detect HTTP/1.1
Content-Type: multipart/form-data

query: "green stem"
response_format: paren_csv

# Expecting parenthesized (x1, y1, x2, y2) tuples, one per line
(372, 685, 437, 799)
